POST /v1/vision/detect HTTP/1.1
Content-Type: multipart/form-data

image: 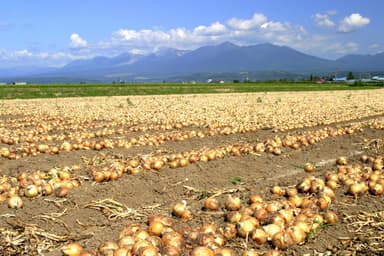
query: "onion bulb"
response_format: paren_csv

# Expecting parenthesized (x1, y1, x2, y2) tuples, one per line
(271, 230, 294, 250)
(191, 246, 214, 256)
(62, 243, 83, 256)
(214, 248, 236, 256)
(325, 211, 338, 225)
(263, 224, 282, 240)
(241, 250, 259, 256)
(148, 220, 164, 236)
(8, 195, 23, 209)
(251, 228, 267, 245)
(336, 156, 347, 165)
(225, 195, 241, 211)
(204, 197, 220, 211)
(304, 163, 315, 173)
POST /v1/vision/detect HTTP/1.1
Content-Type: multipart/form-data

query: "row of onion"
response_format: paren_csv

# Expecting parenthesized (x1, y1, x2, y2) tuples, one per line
(61, 153, 383, 256)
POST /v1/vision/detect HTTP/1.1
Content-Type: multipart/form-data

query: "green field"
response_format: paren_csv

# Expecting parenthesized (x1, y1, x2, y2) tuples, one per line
(0, 82, 382, 99)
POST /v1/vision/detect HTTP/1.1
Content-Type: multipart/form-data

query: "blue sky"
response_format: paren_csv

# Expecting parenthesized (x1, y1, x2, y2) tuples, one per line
(0, 0, 381, 67)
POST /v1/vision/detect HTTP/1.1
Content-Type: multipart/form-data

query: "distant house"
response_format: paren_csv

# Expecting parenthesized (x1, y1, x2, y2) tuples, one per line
(372, 76, 384, 81)
(207, 79, 225, 84)
(12, 82, 27, 85)
(332, 77, 347, 82)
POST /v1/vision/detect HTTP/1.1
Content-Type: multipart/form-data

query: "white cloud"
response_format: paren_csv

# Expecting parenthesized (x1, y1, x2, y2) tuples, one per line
(325, 42, 359, 55)
(261, 21, 288, 32)
(370, 43, 381, 49)
(194, 22, 227, 36)
(70, 33, 88, 48)
(15, 49, 33, 57)
(314, 13, 335, 27)
(338, 13, 370, 32)
(0, 12, 375, 67)
(227, 13, 267, 30)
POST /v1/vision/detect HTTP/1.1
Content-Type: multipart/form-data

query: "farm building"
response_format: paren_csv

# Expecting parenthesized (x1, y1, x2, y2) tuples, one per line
(11, 82, 27, 85)
(332, 77, 347, 82)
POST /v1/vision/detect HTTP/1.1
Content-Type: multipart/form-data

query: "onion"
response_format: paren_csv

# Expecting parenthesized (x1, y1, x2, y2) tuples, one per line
(325, 211, 338, 225)
(310, 179, 325, 193)
(271, 185, 284, 196)
(226, 211, 242, 223)
(285, 187, 298, 197)
(118, 235, 135, 248)
(219, 223, 237, 239)
(237, 219, 257, 238)
(263, 223, 282, 240)
(278, 209, 294, 224)
(180, 209, 193, 220)
(199, 224, 217, 234)
(265, 249, 282, 256)
(24, 184, 39, 198)
(131, 240, 152, 255)
(225, 195, 241, 211)
(336, 156, 347, 165)
(169, 161, 178, 169)
(179, 158, 188, 167)
(119, 223, 142, 238)
(370, 183, 384, 195)
(98, 241, 118, 254)
(8, 195, 23, 209)
(304, 163, 315, 173)
(133, 230, 151, 241)
(286, 225, 306, 245)
(294, 220, 311, 233)
(162, 231, 183, 249)
(137, 245, 158, 256)
(297, 178, 311, 193)
(191, 246, 214, 256)
(251, 228, 267, 245)
(172, 201, 187, 217)
(214, 248, 236, 256)
(162, 245, 181, 256)
(62, 242, 83, 256)
(148, 220, 164, 236)
(348, 182, 368, 197)
(112, 247, 130, 256)
(249, 194, 263, 204)
(93, 171, 105, 182)
(288, 195, 303, 207)
(271, 230, 294, 250)
(326, 180, 338, 190)
(241, 250, 260, 256)
(79, 250, 97, 256)
(204, 197, 220, 211)
(55, 185, 69, 197)
(151, 160, 164, 171)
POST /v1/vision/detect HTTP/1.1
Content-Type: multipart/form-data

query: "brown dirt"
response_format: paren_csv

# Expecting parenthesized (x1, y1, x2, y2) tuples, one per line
(1, 92, 384, 256)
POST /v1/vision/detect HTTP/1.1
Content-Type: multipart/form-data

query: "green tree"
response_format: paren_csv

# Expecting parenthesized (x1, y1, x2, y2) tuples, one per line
(347, 71, 354, 80)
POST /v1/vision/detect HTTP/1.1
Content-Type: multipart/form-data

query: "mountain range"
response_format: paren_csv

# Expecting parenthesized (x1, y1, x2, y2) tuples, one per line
(1, 42, 384, 82)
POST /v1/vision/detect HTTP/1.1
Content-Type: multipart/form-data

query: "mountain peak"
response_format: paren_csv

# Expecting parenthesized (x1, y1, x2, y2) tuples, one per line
(4, 42, 384, 81)
(217, 41, 238, 48)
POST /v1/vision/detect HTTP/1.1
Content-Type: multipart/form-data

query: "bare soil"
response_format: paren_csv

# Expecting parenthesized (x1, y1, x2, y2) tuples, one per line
(1, 92, 384, 256)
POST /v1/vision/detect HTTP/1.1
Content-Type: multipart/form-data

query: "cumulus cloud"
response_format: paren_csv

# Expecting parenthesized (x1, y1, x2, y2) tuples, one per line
(338, 13, 370, 32)
(194, 22, 227, 36)
(15, 49, 33, 57)
(70, 33, 88, 48)
(314, 13, 335, 27)
(227, 13, 267, 30)
(109, 13, 308, 54)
